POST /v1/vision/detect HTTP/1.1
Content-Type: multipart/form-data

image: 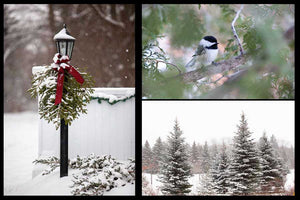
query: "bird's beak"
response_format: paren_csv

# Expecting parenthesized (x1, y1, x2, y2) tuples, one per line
(216, 42, 219, 44)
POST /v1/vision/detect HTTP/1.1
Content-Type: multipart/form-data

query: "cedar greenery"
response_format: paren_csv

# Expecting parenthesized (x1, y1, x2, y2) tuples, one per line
(142, 4, 294, 99)
(28, 65, 95, 129)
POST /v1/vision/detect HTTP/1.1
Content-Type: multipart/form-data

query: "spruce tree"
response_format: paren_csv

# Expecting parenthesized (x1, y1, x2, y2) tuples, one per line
(228, 112, 261, 195)
(142, 140, 154, 173)
(159, 118, 192, 195)
(270, 135, 289, 177)
(190, 141, 201, 174)
(209, 152, 219, 194)
(197, 171, 215, 195)
(191, 141, 200, 163)
(152, 137, 165, 173)
(201, 141, 211, 174)
(214, 142, 230, 194)
(210, 143, 218, 160)
(258, 132, 284, 194)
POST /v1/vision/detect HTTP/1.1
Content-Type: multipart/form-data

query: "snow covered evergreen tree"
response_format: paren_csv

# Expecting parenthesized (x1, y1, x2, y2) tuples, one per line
(258, 132, 284, 194)
(209, 152, 219, 194)
(213, 142, 231, 194)
(190, 141, 201, 174)
(210, 143, 218, 160)
(142, 140, 154, 173)
(197, 172, 215, 195)
(159, 118, 192, 195)
(228, 112, 261, 195)
(152, 137, 165, 174)
(200, 141, 210, 174)
(270, 135, 289, 176)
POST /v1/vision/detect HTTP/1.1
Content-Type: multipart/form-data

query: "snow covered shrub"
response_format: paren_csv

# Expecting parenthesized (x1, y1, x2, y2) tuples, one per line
(33, 156, 60, 175)
(33, 154, 135, 196)
(70, 155, 135, 195)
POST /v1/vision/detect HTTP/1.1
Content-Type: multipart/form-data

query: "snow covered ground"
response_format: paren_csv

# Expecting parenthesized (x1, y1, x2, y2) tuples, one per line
(4, 111, 135, 195)
(8, 167, 134, 195)
(4, 111, 39, 195)
(143, 171, 294, 195)
(284, 169, 294, 192)
(142, 173, 201, 195)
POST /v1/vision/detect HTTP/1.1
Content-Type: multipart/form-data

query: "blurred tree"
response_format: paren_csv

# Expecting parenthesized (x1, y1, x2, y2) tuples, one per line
(152, 137, 165, 174)
(200, 141, 210, 174)
(190, 141, 201, 174)
(142, 4, 294, 99)
(142, 140, 154, 174)
(4, 4, 135, 112)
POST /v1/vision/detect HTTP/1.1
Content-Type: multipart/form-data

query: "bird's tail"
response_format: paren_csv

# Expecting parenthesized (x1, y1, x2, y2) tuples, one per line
(185, 57, 196, 68)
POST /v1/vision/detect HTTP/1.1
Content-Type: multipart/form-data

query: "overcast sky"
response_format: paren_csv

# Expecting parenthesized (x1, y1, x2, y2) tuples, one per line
(142, 101, 294, 147)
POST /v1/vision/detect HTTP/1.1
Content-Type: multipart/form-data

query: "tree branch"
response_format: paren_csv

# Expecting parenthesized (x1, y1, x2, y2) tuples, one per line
(145, 58, 182, 74)
(178, 54, 246, 83)
(90, 4, 125, 29)
(200, 68, 249, 99)
(231, 4, 245, 55)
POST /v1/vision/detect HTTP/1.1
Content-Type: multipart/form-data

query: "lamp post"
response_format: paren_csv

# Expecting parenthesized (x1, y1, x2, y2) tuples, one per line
(53, 24, 75, 177)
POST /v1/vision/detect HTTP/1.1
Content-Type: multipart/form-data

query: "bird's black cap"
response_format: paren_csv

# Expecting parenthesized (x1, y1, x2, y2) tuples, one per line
(203, 35, 218, 43)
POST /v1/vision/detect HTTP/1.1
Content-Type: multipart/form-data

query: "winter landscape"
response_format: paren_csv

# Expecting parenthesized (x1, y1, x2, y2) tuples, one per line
(4, 111, 135, 196)
(142, 101, 294, 196)
(4, 4, 136, 196)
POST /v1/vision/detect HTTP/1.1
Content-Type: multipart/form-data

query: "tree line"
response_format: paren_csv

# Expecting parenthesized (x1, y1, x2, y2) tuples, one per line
(142, 113, 294, 195)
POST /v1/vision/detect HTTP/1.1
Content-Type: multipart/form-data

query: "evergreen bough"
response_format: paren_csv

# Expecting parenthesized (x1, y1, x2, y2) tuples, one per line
(28, 65, 94, 129)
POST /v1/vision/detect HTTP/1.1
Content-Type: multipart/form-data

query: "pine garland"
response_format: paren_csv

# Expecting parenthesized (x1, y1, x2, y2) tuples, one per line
(28, 65, 95, 130)
(89, 94, 135, 105)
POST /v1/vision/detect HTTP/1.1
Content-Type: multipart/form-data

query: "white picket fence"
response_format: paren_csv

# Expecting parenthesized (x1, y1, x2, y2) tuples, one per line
(33, 67, 135, 161)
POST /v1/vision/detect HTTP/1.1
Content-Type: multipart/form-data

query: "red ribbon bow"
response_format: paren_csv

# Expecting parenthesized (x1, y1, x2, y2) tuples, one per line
(51, 53, 84, 105)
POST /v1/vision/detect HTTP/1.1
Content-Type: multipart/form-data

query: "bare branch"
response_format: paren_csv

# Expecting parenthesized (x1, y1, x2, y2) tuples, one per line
(71, 7, 92, 19)
(90, 4, 125, 29)
(232, 4, 245, 55)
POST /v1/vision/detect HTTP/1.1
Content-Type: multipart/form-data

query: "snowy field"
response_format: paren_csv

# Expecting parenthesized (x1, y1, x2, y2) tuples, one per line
(4, 111, 134, 195)
(143, 171, 294, 196)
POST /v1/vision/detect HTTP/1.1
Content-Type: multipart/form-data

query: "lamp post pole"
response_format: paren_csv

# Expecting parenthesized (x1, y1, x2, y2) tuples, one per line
(60, 118, 68, 177)
(53, 24, 76, 177)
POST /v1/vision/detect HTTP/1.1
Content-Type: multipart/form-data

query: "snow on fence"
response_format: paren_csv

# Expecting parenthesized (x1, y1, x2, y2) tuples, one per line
(33, 66, 135, 161)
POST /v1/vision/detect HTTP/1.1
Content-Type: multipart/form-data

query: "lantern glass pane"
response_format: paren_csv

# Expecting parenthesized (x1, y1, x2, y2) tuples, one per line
(56, 42, 60, 54)
(67, 41, 74, 59)
(59, 41, 67, 56)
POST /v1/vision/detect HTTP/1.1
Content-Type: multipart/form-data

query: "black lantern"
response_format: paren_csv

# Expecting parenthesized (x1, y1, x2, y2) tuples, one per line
(53, 24, 76, 59)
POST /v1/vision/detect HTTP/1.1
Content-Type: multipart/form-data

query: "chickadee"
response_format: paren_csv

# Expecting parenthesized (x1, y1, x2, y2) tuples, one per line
(185, 36, 219, 71)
